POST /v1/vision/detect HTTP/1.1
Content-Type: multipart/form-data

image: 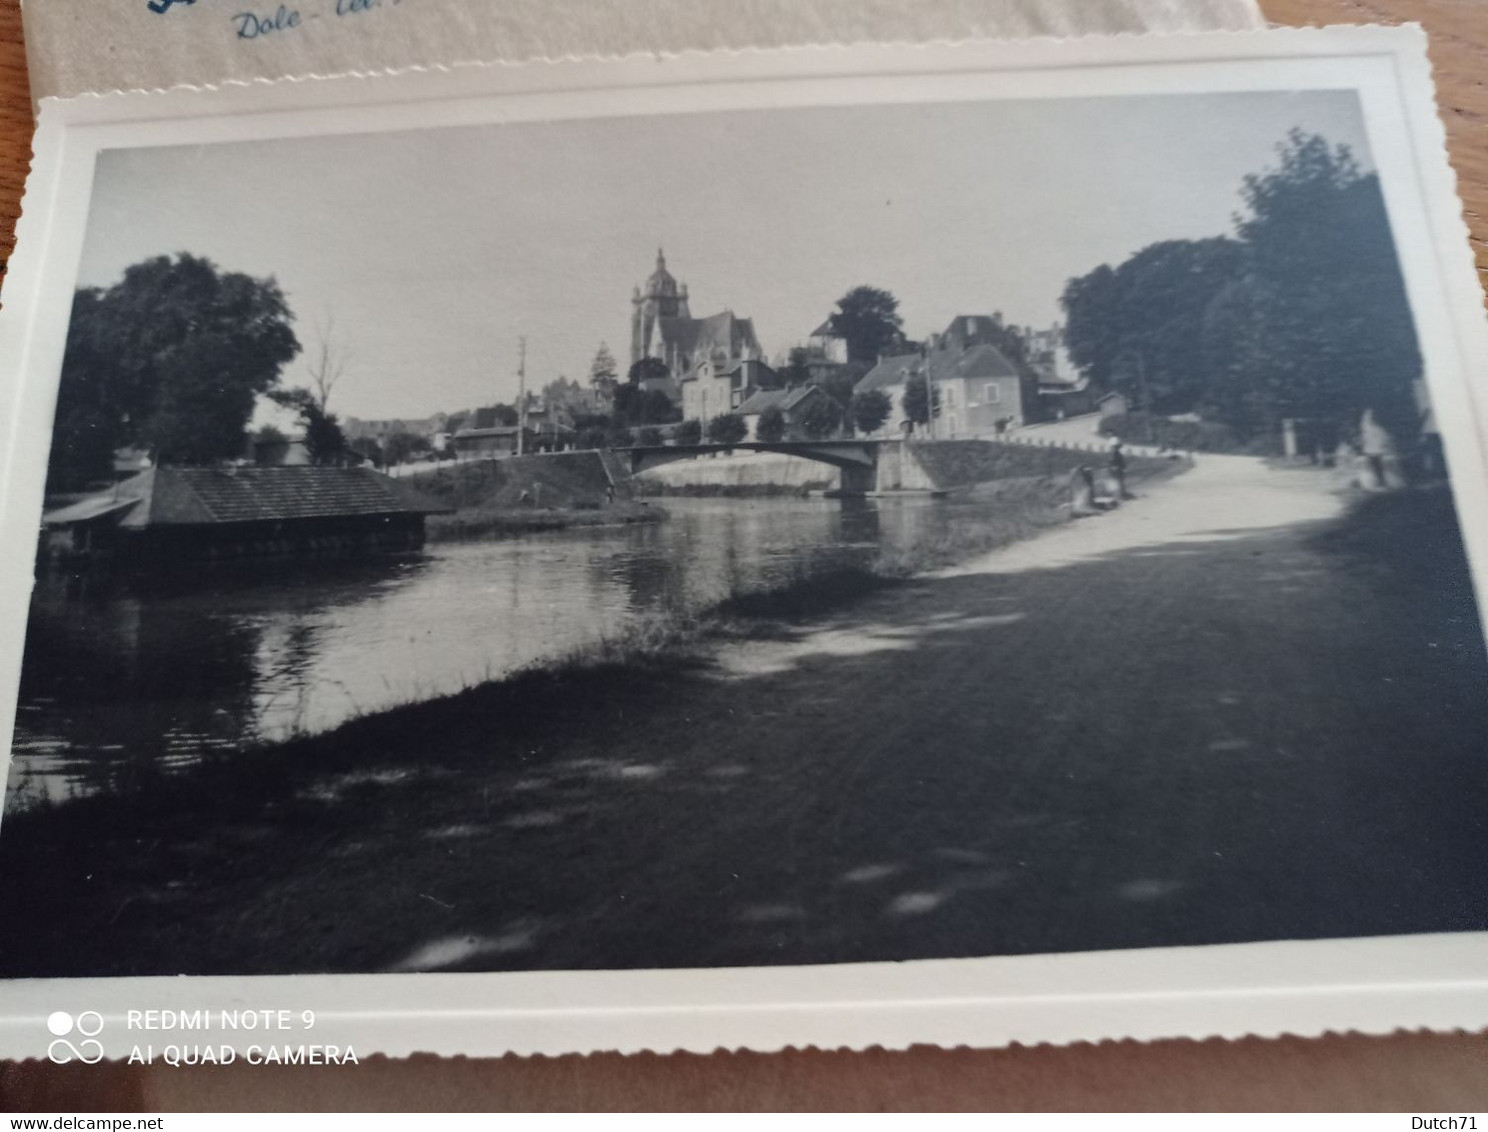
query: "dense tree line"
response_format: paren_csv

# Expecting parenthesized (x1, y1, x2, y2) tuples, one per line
(48, 254, 302, 490)
(1061, 131, 1422, 450)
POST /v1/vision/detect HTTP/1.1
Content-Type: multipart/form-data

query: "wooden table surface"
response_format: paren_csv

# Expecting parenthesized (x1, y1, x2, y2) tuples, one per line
(1, 0, 1486, 1113)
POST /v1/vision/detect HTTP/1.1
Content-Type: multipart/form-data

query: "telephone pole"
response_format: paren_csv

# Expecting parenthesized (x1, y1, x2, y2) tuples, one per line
(516, 336, 527, 457)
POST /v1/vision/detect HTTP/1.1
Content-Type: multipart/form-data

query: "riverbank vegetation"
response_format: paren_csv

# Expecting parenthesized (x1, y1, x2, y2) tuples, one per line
(427, 499, 663, 541)
(406, 451, 668, 539)
(631, 481, 829, 499)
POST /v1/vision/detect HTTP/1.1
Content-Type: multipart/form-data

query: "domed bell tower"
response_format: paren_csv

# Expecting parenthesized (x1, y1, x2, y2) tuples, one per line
(631, 248, 692, 365)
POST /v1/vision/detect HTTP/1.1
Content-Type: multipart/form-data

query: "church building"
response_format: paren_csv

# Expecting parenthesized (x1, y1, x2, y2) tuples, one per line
(630, 250, 765, 391)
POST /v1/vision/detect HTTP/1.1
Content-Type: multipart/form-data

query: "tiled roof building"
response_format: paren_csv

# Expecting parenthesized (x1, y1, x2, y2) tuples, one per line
(41, 467, 449, 564)
(856, 338, 1029, 439)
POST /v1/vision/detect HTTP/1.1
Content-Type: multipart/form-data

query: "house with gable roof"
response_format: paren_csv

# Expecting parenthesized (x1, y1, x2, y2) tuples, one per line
(736, 384, 841, 441)
(681, 356, 779, 424)
(855, 334, 1030, 439)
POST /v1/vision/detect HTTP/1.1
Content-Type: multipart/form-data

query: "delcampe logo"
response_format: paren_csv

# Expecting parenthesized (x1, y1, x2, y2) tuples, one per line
(46, 1010, 105, 1064)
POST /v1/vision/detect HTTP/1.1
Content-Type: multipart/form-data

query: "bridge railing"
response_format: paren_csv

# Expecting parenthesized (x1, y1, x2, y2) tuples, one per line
(995, 432, 1166, 459)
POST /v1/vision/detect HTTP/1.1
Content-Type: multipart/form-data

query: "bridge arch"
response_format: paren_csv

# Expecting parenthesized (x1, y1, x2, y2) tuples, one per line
(621, 440, 886, 495)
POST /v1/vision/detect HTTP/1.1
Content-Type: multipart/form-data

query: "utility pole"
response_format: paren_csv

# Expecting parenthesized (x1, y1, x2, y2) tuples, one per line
(922, 336, 936, 441)
(516, 336, 527, 457)
(926, 354, 936, 441)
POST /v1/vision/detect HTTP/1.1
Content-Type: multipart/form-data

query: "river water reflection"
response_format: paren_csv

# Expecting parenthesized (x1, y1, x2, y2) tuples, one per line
(6, 495, 975, 810)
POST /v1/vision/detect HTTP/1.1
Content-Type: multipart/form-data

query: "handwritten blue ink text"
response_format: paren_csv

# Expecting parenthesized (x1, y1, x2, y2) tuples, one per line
(234, 5, 302, 38)
(336, 0, 400, 16)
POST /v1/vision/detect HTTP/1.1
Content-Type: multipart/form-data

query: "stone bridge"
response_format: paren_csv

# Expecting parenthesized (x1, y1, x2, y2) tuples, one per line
(620, 440, 933, 495)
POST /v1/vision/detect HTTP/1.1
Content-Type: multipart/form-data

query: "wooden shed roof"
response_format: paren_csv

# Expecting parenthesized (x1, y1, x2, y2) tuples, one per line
(44, 466, 451, 528)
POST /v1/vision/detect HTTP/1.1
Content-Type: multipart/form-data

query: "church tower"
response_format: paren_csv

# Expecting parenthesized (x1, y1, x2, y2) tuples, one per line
(631, 248, 692, 365)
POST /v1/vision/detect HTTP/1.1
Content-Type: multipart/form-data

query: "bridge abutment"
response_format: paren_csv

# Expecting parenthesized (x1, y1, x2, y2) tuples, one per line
(863, 440, 941, 495)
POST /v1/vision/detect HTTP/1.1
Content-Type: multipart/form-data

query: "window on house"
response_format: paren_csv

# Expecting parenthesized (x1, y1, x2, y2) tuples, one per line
(984, 383, 1001, 404)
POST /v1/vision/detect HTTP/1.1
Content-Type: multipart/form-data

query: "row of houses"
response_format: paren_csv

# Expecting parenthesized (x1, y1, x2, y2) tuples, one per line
(288, 253, 1094, 464)
(852, 314, 1093, 440)
(626, 251, 1094, 443)
(674, 314, 1092, 444)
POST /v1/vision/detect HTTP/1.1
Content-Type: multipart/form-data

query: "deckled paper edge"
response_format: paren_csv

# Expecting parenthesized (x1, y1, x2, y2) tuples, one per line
(31, 23, 1303, 104)
(20, 0, 1267, 104)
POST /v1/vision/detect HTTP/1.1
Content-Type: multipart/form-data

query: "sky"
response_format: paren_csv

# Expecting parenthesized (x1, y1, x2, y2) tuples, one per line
(77, 89, 1373, 421)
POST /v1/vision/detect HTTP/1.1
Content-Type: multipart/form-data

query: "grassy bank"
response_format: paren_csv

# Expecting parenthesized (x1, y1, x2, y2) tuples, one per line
(406, 450, 670, 540)
(632, 481, 824, 499)
(427, 499, 665, 541)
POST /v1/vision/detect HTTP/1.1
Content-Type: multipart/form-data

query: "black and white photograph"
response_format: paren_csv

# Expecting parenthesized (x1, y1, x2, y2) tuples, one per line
(0, 30, 1486, 1053)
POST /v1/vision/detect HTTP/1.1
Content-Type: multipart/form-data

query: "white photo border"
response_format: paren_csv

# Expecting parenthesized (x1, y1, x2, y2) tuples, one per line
(1, 26, 1486, 1059)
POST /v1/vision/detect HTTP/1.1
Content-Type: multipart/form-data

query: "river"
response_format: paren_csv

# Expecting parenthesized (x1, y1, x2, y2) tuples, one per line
(5, 494, 988, 811)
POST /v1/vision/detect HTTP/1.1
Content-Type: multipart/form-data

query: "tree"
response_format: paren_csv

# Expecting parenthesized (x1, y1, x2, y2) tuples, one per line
(613, 384, 679, 427)
(303, 315, 350, 413)
(707, 413, 747, 446)
(269, 387, 347, 464)
(253, 424, 288, 446)
(1060, 131, 1422, 451)
(850, 388, 893, 435)
(1061, 237, 1244, 413)
(675, 419, 703, 445)
(348, 436, 384, 467)
(831, 286, 905, 365)
(1224, 130, 1421, 445)
(755, 405, 787, 443)
(781, 348, 813, 388)
(817, 359, 870, 415)
(540, 376, 592, 424)
(385, 430, 432, 466)
(643, 390, 681, 425)
(627, 357, 670, 385)
(589, 342, 620, 404)
(636, 426, 664, 446)
(799, 394, 843, 440)
(901, 373, 940, 432)
(46, 254, 301, 488)
(1059, 264, 1122, 394)
(612, 383, 644, 426)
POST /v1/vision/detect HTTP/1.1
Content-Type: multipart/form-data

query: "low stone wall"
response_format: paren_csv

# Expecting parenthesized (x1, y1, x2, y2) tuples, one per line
(633, 440, 1165, 496)
(404, 450, 626, 510)
(908, 438, 1158, 491)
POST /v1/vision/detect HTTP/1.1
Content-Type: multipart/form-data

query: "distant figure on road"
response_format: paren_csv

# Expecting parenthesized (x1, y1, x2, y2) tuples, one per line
(1070, 466, 1100, 516)
(1359, 408, 1402, 491)
(1107, 436, 1131, 500)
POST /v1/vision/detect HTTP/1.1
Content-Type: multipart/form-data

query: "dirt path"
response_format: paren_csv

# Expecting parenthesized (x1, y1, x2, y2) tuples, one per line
(721, 456, 1346, 680)
(953, 455, 1344, 571)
